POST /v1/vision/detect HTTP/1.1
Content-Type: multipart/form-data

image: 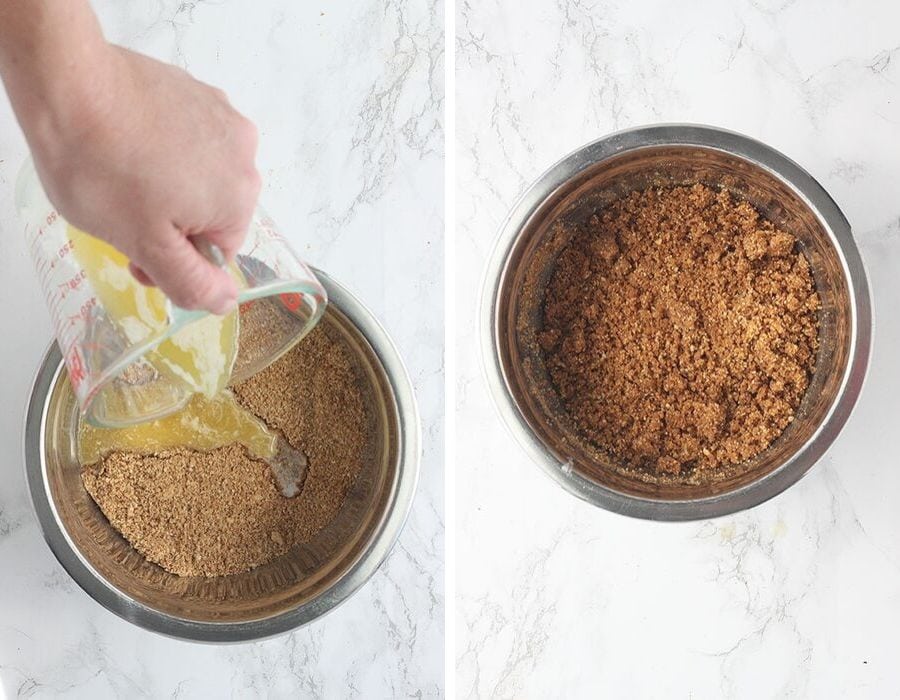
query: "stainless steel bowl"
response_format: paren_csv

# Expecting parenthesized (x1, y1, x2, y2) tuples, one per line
(482, 124, 871, 520)
(25, 271, 419, 641)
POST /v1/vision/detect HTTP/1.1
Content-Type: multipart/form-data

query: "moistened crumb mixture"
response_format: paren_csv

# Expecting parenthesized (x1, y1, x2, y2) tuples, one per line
(540, 184, 820, 477)
(82, 325, 370, 577)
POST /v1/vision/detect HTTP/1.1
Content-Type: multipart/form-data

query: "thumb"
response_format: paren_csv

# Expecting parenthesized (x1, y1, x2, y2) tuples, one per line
(133, 228, 238, 314)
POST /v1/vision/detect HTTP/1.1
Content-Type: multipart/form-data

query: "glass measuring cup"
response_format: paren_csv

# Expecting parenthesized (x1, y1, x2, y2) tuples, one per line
(16, 159, 327, 427)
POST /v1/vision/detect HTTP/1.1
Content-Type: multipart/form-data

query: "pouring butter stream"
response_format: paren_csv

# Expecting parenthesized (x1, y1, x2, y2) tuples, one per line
(70, 226, 308, 497)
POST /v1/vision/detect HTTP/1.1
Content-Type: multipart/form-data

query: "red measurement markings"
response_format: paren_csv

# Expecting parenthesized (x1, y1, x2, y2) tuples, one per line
(57, 239, 74, 259)
(56, 269, 87, 298)
(259, 217, 284, 242)
(26, 211, 61, 259)
(280, 293, 302, 312)
(28, 211, 58, 245)
(80, 296, 97, 317)
(239, 294, 302, 314)
(66, 345, 87, 390)
(65, 297, 98, 327)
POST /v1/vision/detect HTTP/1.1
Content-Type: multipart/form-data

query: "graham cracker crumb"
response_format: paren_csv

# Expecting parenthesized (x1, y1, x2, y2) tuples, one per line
(81, 324, 370, 577)
(540, 184, 820, 478)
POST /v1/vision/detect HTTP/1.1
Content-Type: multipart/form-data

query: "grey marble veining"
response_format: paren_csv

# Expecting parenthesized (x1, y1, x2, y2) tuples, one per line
(457, 0, 900, 697)
(0, 0, 443, 697)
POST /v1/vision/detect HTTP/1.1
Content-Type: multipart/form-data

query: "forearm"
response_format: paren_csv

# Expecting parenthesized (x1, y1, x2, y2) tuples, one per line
(0, 3, 258, 312)
(0, 1, 108, 153)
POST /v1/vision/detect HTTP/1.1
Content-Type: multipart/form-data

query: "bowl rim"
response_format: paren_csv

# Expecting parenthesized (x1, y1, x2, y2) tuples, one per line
(480, 123, 872, 521)
(24, 269, 421, 642)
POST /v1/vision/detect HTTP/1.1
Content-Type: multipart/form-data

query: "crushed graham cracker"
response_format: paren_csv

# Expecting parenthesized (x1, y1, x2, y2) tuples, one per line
(539, 183, 820, 478)
(81, 323, 371, 577)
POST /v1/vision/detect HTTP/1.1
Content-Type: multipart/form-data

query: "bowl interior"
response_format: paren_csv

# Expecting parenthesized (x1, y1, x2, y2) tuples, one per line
(497, 145, 854, 500)
(40, 302, 400, 623)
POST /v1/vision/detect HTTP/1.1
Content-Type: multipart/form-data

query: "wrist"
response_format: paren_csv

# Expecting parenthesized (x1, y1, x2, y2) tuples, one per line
(13, 42, 116, 171)
(0, 5, 113, 165)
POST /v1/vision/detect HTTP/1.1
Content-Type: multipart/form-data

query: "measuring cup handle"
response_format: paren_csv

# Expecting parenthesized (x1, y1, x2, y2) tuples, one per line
(190, 236, 226, 268)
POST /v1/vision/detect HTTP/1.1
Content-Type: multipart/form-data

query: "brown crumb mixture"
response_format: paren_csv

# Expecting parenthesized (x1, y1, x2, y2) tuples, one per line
(540, 183, 820, 477)
(81, 323, 370, 577)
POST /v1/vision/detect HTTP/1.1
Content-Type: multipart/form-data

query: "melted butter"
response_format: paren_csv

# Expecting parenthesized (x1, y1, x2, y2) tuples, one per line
(70, 227, 308, 497)
(78, 390, 309, 497)
(68, 225, 238, 399)
(77, 391, 276, 465)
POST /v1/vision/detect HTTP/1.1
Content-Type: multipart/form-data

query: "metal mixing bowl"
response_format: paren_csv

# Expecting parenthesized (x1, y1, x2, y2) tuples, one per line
(482, 124, 871, 520)
(25, 271, 419, 641)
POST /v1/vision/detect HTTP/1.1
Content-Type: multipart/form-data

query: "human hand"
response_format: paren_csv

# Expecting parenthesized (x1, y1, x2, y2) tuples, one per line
(10, 42, 260, 314)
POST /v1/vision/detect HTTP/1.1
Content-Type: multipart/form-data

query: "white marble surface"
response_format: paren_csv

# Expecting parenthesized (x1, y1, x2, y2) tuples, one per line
(0, 1, 443, 697)
(457, 1, 900, 697)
